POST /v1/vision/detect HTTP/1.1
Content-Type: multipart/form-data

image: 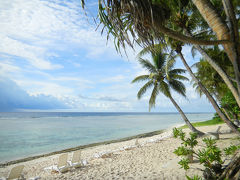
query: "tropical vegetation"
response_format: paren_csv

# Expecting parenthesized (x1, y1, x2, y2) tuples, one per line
(81, 0, 240, 134)
(132, 50, 203, 135)
(173, 128, 240, 179)
(80, 1, 240, 179)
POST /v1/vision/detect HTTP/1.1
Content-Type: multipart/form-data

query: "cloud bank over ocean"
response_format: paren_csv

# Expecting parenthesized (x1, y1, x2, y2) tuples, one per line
(0, 77, 68, 111)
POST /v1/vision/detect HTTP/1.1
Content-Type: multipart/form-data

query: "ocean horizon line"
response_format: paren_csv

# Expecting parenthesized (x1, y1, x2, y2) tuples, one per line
(0, 111, 214, 113)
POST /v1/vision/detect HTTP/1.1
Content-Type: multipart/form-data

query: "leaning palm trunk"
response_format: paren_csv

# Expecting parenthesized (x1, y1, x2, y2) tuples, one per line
(184, 29, 240, 109)
(178, 51, 240, 135)
(222, 108, 232, 121)
(168, 95, 204, 136)
(191, 0, 240, 95)
(154, 25, 228, 46)
(193, 45, 240, 109)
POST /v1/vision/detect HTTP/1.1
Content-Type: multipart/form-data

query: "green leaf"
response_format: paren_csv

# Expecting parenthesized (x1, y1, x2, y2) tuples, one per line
(149, 84, 159, 111)
(131, 75, 150, 83)
(137, 80, 154, 99)
(224, 145, 238, 156)
(178, 158, 190, 170)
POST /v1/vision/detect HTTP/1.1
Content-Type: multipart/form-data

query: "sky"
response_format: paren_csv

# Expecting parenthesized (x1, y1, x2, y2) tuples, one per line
(0, 0, 215, 112)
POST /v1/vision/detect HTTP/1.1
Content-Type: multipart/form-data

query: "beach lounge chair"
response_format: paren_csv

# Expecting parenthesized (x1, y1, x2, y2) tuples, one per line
(69, 150, 82, 168)
(0, 165, 24, 180)
(55, 154, 70, 173)
(135, 138, 141, 147)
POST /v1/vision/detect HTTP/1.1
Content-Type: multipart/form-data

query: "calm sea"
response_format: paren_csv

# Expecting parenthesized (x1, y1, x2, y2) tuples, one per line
(0, 112, 213, 163)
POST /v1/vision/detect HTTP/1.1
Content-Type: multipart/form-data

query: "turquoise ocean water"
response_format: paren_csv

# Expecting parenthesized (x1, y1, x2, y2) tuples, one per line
(0, 112, 214, 163)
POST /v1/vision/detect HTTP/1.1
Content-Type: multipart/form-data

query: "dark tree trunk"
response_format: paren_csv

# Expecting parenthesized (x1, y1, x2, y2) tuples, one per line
(183, 30, 240, 109)
(178, 51, 240, 135)
(168, 95, 204, 136)
(219, 153, 240, 180)
(222, 108, 232, 121)
(192, 0, 240, 96)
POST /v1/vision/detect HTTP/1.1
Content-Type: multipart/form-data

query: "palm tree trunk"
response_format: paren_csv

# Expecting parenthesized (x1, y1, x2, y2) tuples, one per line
(168, 95, 204, 136)
(155, 25, 229, 45)
(222, 108, 232, 121)
(178, 51, 240, 135)
(184, 30, 240, 109)
(191, 0, 240, 96)
(222, 0, 240, 95)
(193, 45, 240, 109)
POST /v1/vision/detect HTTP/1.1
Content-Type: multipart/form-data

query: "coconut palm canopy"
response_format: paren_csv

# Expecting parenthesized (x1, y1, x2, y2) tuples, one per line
(82, 0, 233, 52)
(132, 51, 188, 110)
(132, 50, 206, 135)
(81, 0, 240, 99)
(192, 46, 234, 99)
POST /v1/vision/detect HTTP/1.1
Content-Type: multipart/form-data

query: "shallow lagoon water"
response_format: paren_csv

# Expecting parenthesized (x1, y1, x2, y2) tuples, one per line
(0, 112, 213, 162)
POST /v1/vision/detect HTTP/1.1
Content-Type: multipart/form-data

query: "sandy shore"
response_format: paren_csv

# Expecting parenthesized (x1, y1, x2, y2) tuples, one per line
(0, 124, 239, 180)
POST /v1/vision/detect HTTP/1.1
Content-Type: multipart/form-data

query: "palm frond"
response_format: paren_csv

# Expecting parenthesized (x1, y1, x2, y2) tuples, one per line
(168, 68, 186, 75)
(167, 57, 176, 69)
(149, 84, 159, 111)
(138, 58, 157, 73)
(153, 52, 167, 70)
(137, 46, 153, 58)
(191, 46, 198, 58)
(159, 81, 171, 97)
(131, 75, 150, 83)
(165, 58, 176, 78)
(81, 0, 85, 8)
(168, 49, 176, 59)
(192, 81, 204, 97)
(137, 80, 154, 99)
(168, 80, 186, 97)
(169, 74, 189, 81)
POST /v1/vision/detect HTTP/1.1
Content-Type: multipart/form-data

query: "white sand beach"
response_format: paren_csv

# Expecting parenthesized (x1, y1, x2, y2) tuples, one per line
(0, 124, 239, 180)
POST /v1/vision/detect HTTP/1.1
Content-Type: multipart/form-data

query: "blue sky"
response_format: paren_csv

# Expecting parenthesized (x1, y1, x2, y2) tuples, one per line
(0, 0, 214, 112)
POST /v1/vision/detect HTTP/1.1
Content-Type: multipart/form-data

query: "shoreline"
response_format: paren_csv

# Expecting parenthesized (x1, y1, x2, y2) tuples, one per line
(0, 128, 168, 167)
(0, 124, 237, 179)
(1, 118, 223, 167)
(3, 120, 222, 167)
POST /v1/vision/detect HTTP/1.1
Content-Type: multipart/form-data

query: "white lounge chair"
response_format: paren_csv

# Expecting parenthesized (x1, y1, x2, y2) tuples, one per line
(135, 138, 140, 147)
(54, 154, 70, 173)
(0, 165, 24, 180)
(69, 150, 82, 168)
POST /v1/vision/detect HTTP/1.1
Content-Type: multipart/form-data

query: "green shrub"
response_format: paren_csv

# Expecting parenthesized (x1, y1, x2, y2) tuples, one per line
(173, 128, 240, 179)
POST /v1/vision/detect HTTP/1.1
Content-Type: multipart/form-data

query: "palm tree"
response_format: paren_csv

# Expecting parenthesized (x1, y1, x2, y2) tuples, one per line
(191, 0, 240, 94)
(81, 0, 240, 100)
(167, 3, 240, 108)
(132, 51, 204, 135)
(139, 41, 240, 135)
(176, 45, 240, 134)
(165, 6, 240, 134)
(192, 46, 234, 100)
(183, 30, 240, 109)
(81, 1, 240, 134)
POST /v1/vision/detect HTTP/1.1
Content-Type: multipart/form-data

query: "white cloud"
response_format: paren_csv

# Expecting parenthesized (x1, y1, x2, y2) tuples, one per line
(0, 36, 62, 70)
(0, 0, 132, 70)
(15, 80, 74, 97)
(0, 60, 20, 75)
